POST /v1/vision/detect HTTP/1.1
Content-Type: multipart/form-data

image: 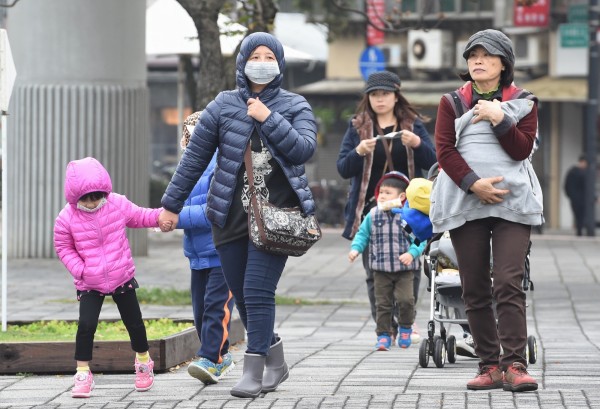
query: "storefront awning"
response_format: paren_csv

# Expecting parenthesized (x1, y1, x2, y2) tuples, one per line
(521, 76, 587, 103)
(294, 79, 463, 106)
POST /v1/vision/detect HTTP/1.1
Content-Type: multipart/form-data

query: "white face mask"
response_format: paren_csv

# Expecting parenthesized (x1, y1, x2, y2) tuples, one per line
(77, 197, 107, 213)
(244, 61, 280, 85)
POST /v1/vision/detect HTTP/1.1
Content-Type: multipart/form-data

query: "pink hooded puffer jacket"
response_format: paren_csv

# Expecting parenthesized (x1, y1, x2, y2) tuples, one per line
(53, 157, 162, 293)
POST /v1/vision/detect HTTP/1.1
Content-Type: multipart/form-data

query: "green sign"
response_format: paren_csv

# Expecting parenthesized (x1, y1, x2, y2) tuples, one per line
(568, 4, 588, 23)
(560, 23, 588, 48)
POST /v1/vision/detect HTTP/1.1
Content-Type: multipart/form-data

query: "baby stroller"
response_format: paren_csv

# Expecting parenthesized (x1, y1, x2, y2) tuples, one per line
(418, 231, 537, 368)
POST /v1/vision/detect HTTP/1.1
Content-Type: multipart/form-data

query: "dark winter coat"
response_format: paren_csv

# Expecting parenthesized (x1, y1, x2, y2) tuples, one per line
(161, 32, 317, 227)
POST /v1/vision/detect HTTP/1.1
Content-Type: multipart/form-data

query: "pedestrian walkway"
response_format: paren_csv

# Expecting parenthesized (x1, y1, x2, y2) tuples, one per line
(1, 229, 600, 408)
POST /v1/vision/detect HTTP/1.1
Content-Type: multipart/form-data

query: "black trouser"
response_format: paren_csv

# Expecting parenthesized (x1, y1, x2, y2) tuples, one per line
(74, 290, 149, 361)
(449, 217, 530, 370)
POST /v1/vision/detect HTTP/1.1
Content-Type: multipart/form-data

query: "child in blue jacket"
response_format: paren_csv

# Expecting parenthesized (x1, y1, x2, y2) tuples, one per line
(178, 111, 235, 384)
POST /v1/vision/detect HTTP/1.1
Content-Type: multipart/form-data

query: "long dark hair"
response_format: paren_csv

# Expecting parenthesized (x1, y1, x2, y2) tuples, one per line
(458, 55, 514, 88)
(354, 86, 428, 125)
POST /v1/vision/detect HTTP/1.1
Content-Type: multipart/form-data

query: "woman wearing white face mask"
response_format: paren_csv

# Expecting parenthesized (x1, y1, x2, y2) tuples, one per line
(159, 32, 317, 398)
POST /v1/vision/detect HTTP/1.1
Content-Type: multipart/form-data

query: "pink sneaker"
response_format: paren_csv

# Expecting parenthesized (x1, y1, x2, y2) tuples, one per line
(134, 358, 155, 392)
(72, 370, 94, 398)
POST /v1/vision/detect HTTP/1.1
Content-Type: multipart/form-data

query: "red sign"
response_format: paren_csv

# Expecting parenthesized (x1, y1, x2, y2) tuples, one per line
(514, 0, 550, 27)
(366, 0, 385, 46)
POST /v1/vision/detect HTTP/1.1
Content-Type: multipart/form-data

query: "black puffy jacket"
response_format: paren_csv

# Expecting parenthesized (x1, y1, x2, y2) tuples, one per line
(161, 32, 317, 228)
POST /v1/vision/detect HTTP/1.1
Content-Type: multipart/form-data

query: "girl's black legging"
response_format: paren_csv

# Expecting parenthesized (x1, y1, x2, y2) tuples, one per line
(74, 289, 149, 361)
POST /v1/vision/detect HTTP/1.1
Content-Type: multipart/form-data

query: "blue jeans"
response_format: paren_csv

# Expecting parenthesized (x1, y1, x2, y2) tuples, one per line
(216, 238, 287, 355)
(191, 267, 234, 363)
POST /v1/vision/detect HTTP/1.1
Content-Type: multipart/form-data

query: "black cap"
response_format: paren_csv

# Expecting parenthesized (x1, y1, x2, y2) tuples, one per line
(364, 71, 401, 94)
(462, 29, 515, 68)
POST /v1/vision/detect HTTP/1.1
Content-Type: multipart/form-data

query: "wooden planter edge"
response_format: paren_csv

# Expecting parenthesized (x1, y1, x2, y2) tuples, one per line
(0, 318, 245, 374)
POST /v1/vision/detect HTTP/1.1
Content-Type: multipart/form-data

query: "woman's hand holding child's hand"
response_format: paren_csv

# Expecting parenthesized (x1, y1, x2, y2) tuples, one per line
(158, 209, 178, 232)
(399, 252, 414, 265)
(348, 250, 359, 262)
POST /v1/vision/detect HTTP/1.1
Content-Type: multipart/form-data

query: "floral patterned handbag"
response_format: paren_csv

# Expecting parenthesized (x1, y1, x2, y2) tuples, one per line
(244, 143, 322, 257)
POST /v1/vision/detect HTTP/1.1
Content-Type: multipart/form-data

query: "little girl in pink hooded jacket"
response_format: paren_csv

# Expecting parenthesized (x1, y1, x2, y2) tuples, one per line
(53, 157, 164, 398)
(54, 157, 162, 293)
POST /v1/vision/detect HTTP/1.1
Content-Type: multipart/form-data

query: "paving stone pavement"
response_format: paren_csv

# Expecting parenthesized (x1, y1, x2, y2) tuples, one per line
(1, 229, 600, 408)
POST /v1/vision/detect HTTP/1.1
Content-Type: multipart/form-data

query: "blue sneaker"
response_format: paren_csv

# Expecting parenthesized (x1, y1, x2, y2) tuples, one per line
(188, 358, 221, 385)
(398, 326, 412, 349)
(217, 352, 235, 379)
(375, 334, 392, 351)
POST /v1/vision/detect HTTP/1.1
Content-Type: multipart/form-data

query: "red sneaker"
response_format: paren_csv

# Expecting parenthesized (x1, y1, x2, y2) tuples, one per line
(503, 362, 538, 392)
(466, 365, 503, 390)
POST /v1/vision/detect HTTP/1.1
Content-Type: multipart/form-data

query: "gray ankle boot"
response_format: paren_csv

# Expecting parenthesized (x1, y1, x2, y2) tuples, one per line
(230, 353, 265, 398)
(262, 338, 289, 393)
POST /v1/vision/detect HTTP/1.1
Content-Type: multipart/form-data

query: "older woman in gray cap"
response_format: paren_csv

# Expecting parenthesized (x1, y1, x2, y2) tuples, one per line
(337, 70, 436, 348)
(431, 29, 542, 392)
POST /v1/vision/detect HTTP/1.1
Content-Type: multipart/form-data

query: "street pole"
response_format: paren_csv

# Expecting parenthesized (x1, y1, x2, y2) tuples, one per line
(585, 0, 599, 236)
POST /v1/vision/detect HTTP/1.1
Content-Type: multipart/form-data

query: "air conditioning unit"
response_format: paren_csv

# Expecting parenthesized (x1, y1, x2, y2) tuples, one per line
(408, 29, 454, 70)
(379, 44, 402, 67)
(455, 40, 468, 70)
(510, 34, 548, 68)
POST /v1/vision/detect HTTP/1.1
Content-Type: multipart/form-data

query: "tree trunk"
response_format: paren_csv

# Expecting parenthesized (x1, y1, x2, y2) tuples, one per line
(177, 0, 227, 110)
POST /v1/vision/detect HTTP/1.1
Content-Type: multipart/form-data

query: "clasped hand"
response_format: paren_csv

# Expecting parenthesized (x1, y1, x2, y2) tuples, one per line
(470, 176, 510, 204)
(247, 97, 271, 123)
(472, 99, 504, 126)
(158, 209, 179, 232)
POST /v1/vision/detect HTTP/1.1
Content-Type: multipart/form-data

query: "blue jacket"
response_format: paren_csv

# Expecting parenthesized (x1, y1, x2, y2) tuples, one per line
(161, 32, 318, 227)
(176, 153, 220, 270)
(337, 118, 436, 240)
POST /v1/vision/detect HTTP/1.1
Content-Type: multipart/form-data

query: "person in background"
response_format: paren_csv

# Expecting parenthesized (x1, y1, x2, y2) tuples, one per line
(337, 70, 436, 344)
(158, 32, 317, 398)
(54, 157, 170, 398)
(564, 154, 589, 236)
(177, 111, 235, 385)
(430, 29, 543, 392)
(348, 171, 426, 350)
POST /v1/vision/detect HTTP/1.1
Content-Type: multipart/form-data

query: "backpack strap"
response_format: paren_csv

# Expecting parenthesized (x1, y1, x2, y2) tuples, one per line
(443, 91, 465, 118)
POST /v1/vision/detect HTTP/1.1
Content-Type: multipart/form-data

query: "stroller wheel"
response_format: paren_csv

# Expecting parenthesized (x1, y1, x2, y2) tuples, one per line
(527, 335, 537, 364)
(433, 337, 447, 368)
(419, 339, 430, 368)
(447, 335, 457, 364)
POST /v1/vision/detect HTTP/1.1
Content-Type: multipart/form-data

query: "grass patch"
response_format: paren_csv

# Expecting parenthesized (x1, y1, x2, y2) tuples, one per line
(275, 295, 329, 305)
(0, 319, 194, 343)
(54, 288, 326, 306)
(136, 287, 191, 305)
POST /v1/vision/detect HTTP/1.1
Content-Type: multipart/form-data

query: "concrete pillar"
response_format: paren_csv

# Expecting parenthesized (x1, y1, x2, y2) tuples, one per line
(6, 0, 150, 257)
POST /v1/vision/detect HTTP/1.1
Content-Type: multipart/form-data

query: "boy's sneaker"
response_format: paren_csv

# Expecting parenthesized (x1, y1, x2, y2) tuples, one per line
(456, 333, 477, 358)
(134, 358, 155, 392)
(467, 365, 503, 390)
(375, 334, 392, 351)
(411, 323, 421, 344)
(503, 362, 538, 392)
(398, 326, 413, 348)
(72, 370, 94, 398)
(188, 357, 222, 384)
(217, 352, 235, 379)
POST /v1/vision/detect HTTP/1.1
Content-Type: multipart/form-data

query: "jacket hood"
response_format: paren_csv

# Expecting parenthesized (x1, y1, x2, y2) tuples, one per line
(236, 32, 285, 100)
(64, 157, 112, 205)
(374, 171, 410, 200)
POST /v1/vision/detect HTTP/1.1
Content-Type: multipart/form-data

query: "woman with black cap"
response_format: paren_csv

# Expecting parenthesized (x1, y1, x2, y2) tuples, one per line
(430, 29, 543, 392)
(337, 70, 436, 346)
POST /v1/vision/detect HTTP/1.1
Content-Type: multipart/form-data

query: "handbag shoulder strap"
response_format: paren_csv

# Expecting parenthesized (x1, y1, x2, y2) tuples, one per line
(243, 142, 256, 192)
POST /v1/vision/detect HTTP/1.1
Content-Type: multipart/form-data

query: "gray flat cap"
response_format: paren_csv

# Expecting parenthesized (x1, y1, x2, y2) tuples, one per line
(462, 29, 515, 68)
